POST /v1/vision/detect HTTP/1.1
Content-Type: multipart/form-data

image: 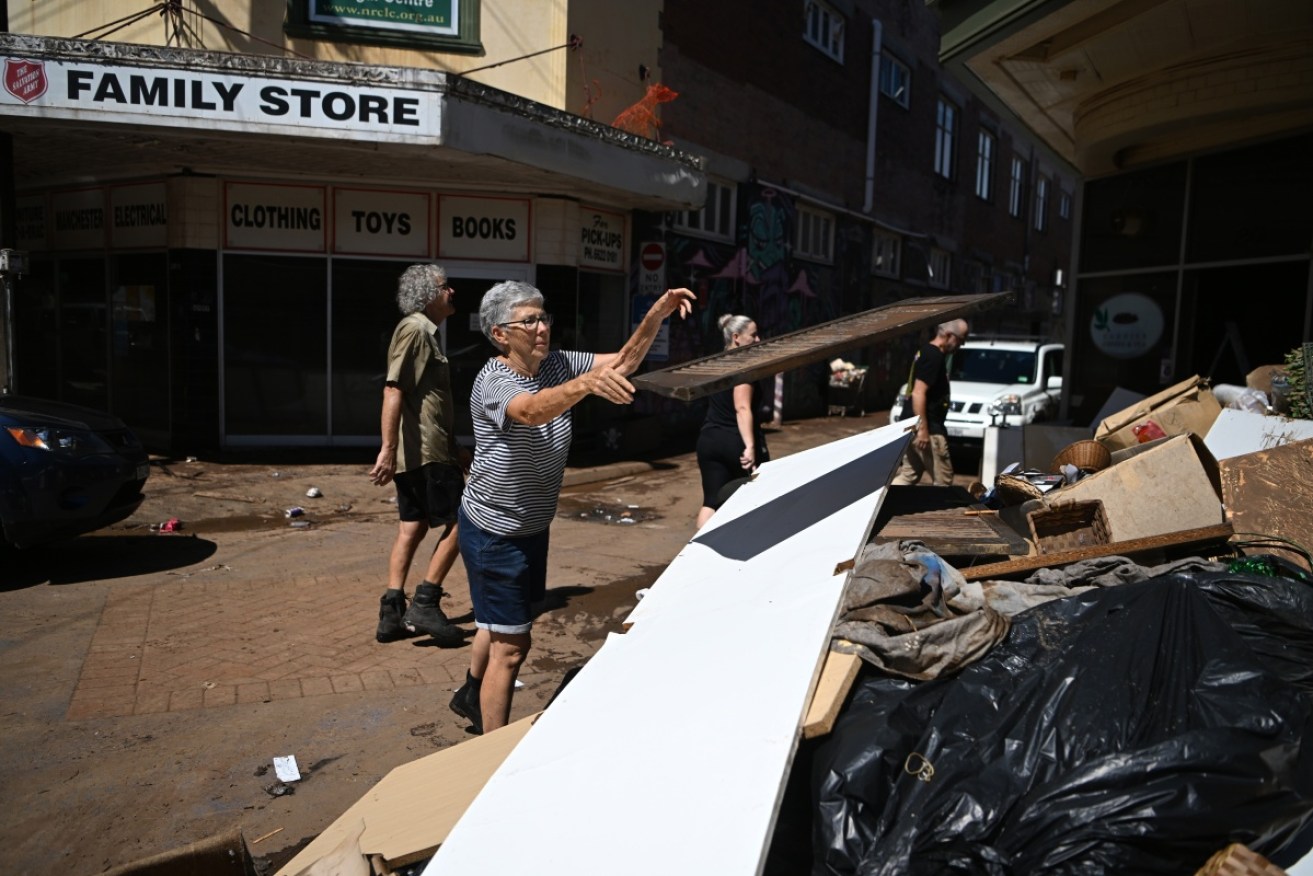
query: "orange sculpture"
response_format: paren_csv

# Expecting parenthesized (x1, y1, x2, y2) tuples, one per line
(612, 84, 678, 141)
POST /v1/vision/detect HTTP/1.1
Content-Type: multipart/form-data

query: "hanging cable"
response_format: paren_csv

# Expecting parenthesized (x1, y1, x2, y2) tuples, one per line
(462, 34, 582, 76)
(72, 4, 161, 40)
(73, 1, 312, 60)
(178, 4, 314, 59)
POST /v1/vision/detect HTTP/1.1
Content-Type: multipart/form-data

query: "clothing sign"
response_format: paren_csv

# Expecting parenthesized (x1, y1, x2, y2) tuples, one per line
(0, 54, 439, 143)
(333, 188, 431, 256)
(309, 0, 459, 36)
(579, 208, 626, 272)
(109, 182, 167, 248)
(49, 187, 106, 250)
(225, 182, 327, 252)
(438, 195, 529, 262)
(15, 194, 47, 251)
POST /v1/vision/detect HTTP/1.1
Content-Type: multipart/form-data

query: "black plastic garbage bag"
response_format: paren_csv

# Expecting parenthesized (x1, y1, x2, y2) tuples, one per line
(812, 563, 1313, 875)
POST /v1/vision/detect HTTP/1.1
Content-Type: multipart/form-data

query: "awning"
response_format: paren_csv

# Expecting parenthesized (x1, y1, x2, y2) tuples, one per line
(0, 33, 705, 212)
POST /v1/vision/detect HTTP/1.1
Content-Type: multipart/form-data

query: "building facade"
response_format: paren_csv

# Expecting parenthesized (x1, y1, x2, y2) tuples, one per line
(639, 0, 1075, 426)
(936, 0, 1313, 423)
(1, 1, 1085, 452)
(0, 1, 700, 452)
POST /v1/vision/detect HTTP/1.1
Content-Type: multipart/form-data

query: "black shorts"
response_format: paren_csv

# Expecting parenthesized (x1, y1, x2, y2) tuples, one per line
(393, 462, 464, 526)
(696, 428, 768, 510)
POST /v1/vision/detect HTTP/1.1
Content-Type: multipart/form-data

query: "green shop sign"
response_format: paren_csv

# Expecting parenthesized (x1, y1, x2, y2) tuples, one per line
(309, 0, 459, 36)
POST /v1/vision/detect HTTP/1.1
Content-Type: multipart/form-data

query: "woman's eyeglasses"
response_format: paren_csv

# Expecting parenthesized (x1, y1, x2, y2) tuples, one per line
(498, 314, 554, 330)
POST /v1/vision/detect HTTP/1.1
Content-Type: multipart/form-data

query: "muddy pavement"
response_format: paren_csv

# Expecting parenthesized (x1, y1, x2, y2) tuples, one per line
(0, 413, 907, 874)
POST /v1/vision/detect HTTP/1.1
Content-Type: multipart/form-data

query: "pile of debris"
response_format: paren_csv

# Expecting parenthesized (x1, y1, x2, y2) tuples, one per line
(117, 350, 1311, 875)
(811, 368, 1313, 875)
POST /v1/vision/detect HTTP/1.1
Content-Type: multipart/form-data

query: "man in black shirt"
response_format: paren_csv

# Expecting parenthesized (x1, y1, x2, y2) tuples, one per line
(892, 319, 969, 485)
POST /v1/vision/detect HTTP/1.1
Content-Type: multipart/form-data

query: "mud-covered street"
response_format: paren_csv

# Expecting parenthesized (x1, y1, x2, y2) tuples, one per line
(0, 413, 887, 874)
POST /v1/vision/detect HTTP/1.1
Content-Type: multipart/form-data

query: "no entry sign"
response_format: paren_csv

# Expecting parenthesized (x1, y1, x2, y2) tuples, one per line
(640, 242, 665, 272)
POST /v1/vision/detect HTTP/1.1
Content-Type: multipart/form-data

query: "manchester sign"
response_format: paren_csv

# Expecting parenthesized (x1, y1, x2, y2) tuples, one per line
(0, 54, 440, 143)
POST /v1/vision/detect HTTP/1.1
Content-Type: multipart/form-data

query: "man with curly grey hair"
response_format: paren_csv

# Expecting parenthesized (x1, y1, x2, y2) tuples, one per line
(367, 264, 468, 645)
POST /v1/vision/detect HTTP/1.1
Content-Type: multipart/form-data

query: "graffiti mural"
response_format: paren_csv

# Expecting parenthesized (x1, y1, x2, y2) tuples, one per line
(629, 183, 862, 424)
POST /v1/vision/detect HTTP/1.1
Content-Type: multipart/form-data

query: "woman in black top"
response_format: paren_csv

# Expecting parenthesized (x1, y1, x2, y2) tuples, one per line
(695, 314, 768, 529)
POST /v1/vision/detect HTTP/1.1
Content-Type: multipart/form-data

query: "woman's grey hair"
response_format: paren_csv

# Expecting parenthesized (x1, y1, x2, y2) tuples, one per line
(718, 313, 754, 349)
(480, 280, 545, 351)
(396, 264, 446, 315)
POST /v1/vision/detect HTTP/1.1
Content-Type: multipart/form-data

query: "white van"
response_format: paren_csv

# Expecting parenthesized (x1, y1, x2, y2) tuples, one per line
(891, 337, 1065, 440)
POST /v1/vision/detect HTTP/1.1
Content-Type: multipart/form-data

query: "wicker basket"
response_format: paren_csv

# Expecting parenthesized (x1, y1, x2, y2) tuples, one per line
(995, 473, 1044, 506)
(1049, 439, 1112, 474)
(1026, 500, 1110, 554)
(1195, 843, 1287, 876)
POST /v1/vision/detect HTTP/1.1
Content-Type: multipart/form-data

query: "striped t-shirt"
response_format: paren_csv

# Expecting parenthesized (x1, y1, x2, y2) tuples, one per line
(461, 350, 595, 536)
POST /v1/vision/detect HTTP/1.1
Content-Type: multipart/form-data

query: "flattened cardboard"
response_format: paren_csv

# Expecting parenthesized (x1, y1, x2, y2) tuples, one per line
(1043, 434, 1224, 542)
(1095, 375, 1222, 452)
(273, 714, 537, 876)
(1218, 438, 1313, 573)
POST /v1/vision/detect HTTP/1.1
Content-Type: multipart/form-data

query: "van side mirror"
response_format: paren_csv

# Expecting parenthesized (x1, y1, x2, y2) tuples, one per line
(1046, 375, 1063, 392)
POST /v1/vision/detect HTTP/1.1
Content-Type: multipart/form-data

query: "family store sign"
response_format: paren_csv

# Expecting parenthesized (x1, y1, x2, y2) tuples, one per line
(0, 54, 440, 142)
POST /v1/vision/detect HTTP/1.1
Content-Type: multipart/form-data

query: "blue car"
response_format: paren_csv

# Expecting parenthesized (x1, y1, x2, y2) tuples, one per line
(0, 396, 150, 549)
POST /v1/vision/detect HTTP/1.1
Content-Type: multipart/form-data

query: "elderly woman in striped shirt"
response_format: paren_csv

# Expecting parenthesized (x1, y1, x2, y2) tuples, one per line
(449, 280, 694, 734)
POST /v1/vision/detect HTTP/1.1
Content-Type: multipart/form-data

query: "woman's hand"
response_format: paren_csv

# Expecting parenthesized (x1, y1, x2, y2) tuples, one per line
(650, 287, 696, 321)
(739, 443, 755, 470)
(581, 366, 636, 404)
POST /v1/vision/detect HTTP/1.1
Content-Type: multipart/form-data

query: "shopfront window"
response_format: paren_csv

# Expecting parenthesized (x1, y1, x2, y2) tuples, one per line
(111, 254, 170, 445)
(59, 258, 109, 411)
(13, 259, 58, 400)
(1079, 163, 1187, 273)
(1186, 134, 1313, 263)
(223, 254, 327, 439)
(330, 258, 411, 439)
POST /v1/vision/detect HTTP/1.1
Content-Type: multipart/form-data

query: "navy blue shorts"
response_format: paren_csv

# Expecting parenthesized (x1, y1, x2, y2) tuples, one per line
(394, 462, 463, 526)
(458, 505, 549, 635)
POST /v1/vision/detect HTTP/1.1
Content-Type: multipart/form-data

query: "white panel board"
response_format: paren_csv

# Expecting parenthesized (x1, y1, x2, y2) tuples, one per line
(424, 422, 910, 876)
(1205, 408, 1313, 461)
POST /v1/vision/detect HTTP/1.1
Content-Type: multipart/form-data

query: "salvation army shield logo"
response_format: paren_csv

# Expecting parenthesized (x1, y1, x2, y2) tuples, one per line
(4, 59, 49, 104)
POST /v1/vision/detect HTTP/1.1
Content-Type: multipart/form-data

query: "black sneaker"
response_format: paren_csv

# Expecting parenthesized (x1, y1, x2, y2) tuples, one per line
(376, 592, 409, 643)
(403, 599, 464, 645)
(450, 677, 483, 735)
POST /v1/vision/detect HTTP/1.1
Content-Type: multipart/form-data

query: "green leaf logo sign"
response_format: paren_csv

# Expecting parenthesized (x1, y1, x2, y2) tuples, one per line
(1093, 307, 1109, 331)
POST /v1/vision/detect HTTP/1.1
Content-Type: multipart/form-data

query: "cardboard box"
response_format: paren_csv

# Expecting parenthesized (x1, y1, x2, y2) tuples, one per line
(1094, 375, 1222, 452)
(1042, 433, 1224, 542)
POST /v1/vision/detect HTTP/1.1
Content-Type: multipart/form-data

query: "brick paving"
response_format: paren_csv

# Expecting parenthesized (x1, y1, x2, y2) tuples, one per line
(66, 575, 472, 720)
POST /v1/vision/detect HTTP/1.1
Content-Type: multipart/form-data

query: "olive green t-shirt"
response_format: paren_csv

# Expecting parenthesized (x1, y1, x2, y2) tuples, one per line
(385, 311, 455, 473)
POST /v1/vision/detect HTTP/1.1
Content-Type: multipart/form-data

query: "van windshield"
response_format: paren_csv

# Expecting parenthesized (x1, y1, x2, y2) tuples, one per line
(950, 348, 1037, 384)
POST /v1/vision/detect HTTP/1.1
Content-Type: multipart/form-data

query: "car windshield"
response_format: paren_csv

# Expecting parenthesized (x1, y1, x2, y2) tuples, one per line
(950, 348, 1038, 384)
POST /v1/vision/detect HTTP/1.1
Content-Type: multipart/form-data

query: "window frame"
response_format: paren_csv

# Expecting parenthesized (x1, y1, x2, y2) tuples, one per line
(804, 0, 845, 63)
(934, 98, 957, 180)
(878, 54, 910, 108)
(1034, 176, 1049, 231)
(975, 130, 995, 201)
(1008, 156, 1027, 218)
(1058, 190, 1072, 220)
(794, 204, 835, 263)
(672, 178, 737, 242)
(927, 247, 951, 289)
(871, 230, 901, 278)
